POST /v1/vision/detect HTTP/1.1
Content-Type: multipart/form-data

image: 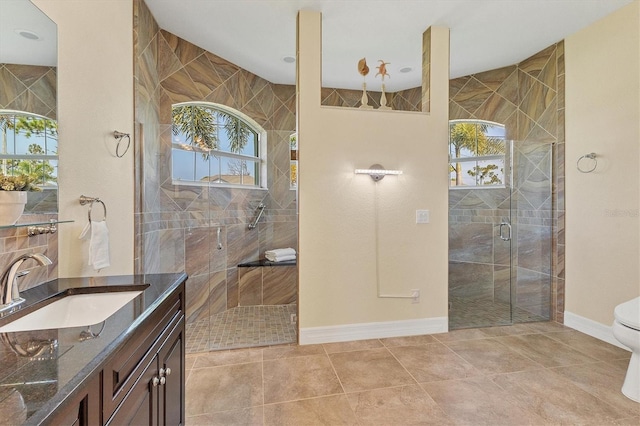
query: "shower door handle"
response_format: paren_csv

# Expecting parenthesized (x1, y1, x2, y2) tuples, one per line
(499, 222, 511, 241)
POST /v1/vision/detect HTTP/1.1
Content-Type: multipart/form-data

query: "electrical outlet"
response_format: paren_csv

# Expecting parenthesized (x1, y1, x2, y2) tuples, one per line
(416, 210, 429, 224)
(290, 313, 297, 324)
(411, 289, 420, 303)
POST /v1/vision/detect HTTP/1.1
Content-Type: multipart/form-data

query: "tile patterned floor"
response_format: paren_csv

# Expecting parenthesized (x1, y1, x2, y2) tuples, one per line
(449, 296, 547, 330)
(186, 305, 297, 353)
(185, 322, 639, 425)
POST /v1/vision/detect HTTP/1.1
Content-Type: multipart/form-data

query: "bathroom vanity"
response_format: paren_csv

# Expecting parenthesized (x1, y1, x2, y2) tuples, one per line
(0, 272, 186, 425)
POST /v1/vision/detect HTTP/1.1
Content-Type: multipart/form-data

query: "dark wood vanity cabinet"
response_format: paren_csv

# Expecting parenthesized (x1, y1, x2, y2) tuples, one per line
(45, 374, 101, 426)
(46, 280, 186, 426)
(104, 284, 185, 425)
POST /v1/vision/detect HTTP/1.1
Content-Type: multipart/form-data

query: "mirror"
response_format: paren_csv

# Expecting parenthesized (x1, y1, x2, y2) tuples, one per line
(0, 0, 57, 214)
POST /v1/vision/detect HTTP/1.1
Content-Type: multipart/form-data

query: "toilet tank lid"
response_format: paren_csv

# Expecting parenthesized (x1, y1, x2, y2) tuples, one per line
(615, 297, 640, 329)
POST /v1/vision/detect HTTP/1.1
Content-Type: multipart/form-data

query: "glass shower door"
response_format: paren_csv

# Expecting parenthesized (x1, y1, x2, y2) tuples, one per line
(448, 139, 552, 329)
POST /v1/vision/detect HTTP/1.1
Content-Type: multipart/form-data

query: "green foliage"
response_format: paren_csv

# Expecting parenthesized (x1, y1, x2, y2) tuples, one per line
(221, 113, 251, 154)
(467, 164, 503, 185)
(172, 105, 218, 155)
(0, 173, 41, 191)
(172, 104, 254, 159)
(449, 122, 505, 186)
(0, 113, 57, 186)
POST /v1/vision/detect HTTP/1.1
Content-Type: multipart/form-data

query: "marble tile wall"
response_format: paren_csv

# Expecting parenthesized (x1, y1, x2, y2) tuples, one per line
(0, 64, 56, 119)
(0, 64, 58, 288)
(134, 0, 297, 335)
(448, 43, 564, 322)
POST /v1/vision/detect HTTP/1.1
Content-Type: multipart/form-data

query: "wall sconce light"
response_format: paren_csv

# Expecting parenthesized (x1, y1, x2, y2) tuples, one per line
(354, 164, 403, 182)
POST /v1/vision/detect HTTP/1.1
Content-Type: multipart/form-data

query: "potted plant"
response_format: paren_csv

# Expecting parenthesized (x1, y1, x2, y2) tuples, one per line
(0, 174, 40, 226)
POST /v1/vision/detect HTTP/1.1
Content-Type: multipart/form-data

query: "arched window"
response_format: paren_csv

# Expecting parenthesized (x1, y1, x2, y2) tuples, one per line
(171, 102, 266, 188)
(0, 110, 58, 187)
(449, 119, 506, 188)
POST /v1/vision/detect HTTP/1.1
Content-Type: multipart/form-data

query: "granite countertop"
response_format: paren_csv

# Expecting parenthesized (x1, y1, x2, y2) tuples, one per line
(0, 272, 187, 424)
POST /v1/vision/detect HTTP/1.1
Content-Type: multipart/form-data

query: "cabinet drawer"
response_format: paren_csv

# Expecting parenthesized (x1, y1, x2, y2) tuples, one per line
(102, 288, 183, 417)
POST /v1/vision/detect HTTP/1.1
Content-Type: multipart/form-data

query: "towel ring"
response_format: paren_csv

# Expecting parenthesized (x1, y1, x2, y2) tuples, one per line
(113, 130, 131, 158)
(79, 195, 107, 223)
(577, 152, 597, 173)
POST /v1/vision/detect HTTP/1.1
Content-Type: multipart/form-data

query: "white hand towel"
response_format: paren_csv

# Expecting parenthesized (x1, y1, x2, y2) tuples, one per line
(269, 254, 296, 262)
(265, 253, 296, 262)
(265, 248, 296, 258)
(90, 220, 110, 271)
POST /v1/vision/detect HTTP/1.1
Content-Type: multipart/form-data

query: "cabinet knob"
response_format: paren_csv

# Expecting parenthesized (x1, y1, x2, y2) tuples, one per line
(160, 376, 166, 385)
(152, 377, 160, 387)
(159, 367, 172, 377)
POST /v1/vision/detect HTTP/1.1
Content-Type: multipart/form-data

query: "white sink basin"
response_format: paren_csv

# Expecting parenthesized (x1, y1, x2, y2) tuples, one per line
(0, 290, 143, 333)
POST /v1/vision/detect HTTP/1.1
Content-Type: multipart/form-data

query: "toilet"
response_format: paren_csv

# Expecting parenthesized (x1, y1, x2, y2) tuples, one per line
(612, 296, 640, 402)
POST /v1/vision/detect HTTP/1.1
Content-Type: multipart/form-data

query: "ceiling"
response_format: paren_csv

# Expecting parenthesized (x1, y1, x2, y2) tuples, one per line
(1, 1, 633, 92)
(0, 0, 57, 67)
(146, 0, 633, 91)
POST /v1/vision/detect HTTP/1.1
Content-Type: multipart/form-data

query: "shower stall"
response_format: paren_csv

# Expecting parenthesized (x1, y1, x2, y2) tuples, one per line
(449, 140, 552, 329)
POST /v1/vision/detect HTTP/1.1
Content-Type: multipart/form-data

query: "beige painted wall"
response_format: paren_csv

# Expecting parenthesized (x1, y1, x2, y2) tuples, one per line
(565, 1, 640, 325)
(297, 11, 449, 330)
(33, 0, 134, 277)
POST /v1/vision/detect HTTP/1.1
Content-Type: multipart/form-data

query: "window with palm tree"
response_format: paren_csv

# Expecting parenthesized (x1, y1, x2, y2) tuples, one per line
(0, 111, 58, 187)
(449, 120, 506, 187)
(171, 102, 264, 187)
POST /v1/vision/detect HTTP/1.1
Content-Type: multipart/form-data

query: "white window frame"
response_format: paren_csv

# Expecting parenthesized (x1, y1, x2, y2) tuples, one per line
(0, 110, 58, 188)
(171, 102, 267, 189)
(449, 119, 506, 189)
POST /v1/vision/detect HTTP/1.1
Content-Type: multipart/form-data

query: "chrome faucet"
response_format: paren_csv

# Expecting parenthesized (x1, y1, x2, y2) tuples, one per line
(0, 253, 52, 312)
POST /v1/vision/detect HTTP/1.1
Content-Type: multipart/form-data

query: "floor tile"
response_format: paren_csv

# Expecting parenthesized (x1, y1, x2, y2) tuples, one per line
(495, 333, 599, 367)
(432, 328, 490, 342)
(185, 362, 263, 416)
(543, 330, 631, 361)
(186, 407, 263, 425)
(346, 384, 454, 425)
(263, 354, 342, 403)
(329, 348, 415, 392)
(477, 323, 537, 337)
(492, 368, 625, 424)
(389, 343, 480, 382)
(192, 348, 263, 368)
(263, 395, 358, 426)
(445, 338, 543, 374)
(323, 339, 383, 354)
(550, 361, 639, 418)
(525, 320, 572, 333)
(262, 343, 325, 360)
(422, 376, 547, 425)
(379, 334, 437, 347)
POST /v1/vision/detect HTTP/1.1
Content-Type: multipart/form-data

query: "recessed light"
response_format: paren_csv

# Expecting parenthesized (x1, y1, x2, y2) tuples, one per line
(15, 29, 42, 41)
(399, 67, 412, 73)
(282, 56, 296, 63)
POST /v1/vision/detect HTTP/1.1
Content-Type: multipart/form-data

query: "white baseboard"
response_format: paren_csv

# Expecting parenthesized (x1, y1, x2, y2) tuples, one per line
(299, 317, 448, 345)
(564, 311, 629, 350)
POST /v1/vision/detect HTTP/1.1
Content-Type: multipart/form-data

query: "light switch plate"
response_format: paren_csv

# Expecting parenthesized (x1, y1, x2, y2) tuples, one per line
(416, 210, 429, 224)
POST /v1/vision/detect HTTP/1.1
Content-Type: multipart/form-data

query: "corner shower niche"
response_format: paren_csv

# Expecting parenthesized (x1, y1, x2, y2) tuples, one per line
(449, 140, 552, 329)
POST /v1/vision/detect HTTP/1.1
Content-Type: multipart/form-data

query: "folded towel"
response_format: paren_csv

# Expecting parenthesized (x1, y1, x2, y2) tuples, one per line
(265, 253, 296, 262)
(265, 248, 296, 258)
(79, 221, 110, 271)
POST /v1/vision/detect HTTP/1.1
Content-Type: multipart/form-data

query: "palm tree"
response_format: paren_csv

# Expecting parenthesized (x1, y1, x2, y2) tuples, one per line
(449, 122, 504, 186)
(172, 105, 218, 155)
(221, 113, 251, 153)
(0, 113, 57, 176)
(172, 104, 253, 158)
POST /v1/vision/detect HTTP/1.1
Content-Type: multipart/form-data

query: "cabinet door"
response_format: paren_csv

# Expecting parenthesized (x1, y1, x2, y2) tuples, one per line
(105, 356, 158, 426)
(158, 317, 185, 426)
(45, 374, 101, 426)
